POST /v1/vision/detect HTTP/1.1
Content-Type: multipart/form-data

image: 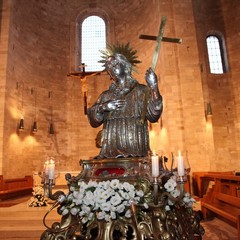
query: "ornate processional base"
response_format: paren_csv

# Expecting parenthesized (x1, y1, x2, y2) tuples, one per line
(40, 157, 204, 240)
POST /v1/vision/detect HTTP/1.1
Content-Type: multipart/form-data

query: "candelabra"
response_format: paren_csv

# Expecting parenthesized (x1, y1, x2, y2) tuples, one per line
(37, 157, 61, 200)
(40, 155, 204, 240)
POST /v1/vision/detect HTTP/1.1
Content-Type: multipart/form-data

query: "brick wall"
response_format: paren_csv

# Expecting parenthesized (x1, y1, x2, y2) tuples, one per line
(0, 0, 10, 175)
(193, 0, 240, 171)
(221, 0, 240, 171)
(0, 0, 239, 179)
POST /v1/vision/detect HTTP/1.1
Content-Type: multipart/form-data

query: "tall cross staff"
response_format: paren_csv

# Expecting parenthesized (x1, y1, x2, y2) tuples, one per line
(139, 15, 182, 71)
(139, 16, 182, 124)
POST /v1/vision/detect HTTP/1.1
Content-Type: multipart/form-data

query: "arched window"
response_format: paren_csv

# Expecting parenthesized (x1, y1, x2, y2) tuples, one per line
(81, 16, 106, 72)
(206, 35, 228, 74)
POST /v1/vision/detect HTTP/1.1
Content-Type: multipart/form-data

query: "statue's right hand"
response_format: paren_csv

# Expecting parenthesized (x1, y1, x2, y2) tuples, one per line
(101, 99, 126, 111)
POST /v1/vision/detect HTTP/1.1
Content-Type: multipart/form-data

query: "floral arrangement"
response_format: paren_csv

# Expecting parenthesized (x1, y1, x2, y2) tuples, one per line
(28, 186, 48, 207)
(163, 176, 195, 211)
(58, 179, 148, 223)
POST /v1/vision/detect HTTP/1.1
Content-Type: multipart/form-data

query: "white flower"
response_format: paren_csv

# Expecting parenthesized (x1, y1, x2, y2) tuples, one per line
(168, 199, 174, 206)
(110, 193, 122, 206)
(110, 205, 116, 212)
(88, 180, 98, 188)
(128, 190, 136, 199)
(70, 207, 79, 215)
(165, 205, 171, 211)
(136, 190, 144, 197)
(62, 208, 69, 215)
(123, 182, 135, 192)
(119, 190, 130, 200)
(82, 205, 91, 214)
(104, 214, 110, 222)
(110, 211, 117, 219)
(61, 179, 145, 224)
(125, 209, 132, 218)
(97, 211, 105, 220)
(143, 203, 149, 209)
(88, 212, 94, 220)
(164, 178, 177, 192)
(183, 192, 195, 207)
(70, 186, 76, 191)
(79, 210, 85, 217)
(83, 190, 95, 206)
(170, 189, 180, 198)
(75, 197, 83, 205)
(110, 179, 120, 189)
(100, 202, 111, 212)
(116, 204, 125, 213)
(82, 216, 88, 224)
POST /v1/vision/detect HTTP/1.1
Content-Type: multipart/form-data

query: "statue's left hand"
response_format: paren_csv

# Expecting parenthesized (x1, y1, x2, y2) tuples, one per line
(145, 68, 158, 88)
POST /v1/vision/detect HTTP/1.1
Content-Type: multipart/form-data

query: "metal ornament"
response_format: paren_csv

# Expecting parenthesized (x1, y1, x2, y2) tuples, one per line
(40, 157, 204, 240)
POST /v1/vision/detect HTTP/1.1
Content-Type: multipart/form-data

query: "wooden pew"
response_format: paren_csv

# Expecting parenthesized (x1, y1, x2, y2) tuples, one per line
(0, 175, 33, 201)
(200, 173, 240, 239)
(192, 171, 232, 198)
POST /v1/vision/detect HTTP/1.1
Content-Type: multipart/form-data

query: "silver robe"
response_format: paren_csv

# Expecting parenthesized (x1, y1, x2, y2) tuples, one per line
(87, 81, 162, 158)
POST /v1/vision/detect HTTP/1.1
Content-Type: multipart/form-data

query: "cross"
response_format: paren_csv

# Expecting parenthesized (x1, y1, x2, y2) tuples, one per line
(139, 16, 182, 71)
(67, 64, 102, 115)
(139, 16, 182, 125)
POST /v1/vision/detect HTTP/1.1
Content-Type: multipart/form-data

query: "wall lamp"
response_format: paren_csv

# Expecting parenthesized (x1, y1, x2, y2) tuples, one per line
(18, 115, 24, 131)
(32, 120, 38, 133)
(206, 103, 213, 117)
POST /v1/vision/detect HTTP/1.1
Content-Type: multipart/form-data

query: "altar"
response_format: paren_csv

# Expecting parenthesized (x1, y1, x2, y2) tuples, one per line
(39, 157, 204, 240)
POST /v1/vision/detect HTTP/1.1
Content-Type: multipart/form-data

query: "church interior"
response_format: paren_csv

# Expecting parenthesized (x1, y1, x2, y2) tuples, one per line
(0, 0, 240, 239)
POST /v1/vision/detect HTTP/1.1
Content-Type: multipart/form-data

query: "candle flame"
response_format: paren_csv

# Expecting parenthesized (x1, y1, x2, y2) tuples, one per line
(178, 150, 181, 156)
(50, 159, 55, 164)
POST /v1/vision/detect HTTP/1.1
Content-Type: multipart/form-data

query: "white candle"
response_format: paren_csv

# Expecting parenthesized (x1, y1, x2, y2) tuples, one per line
(151, 151, 159, 177)
(48, 159, 55, 180)
(44, 161, 49, 175)
(177, 150, 185, 177)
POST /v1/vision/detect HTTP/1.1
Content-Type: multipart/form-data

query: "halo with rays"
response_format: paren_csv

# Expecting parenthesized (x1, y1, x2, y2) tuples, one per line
(99, 42, 141, 72)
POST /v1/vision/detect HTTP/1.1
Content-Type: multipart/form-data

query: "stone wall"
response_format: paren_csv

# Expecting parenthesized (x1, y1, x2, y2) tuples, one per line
(0, 0, 239, 179)
(193, 0, 240, 171)
(0, 0, 10, 175)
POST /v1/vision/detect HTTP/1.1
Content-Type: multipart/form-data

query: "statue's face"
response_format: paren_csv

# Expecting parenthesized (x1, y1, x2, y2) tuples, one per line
(106, 56, 125, 80)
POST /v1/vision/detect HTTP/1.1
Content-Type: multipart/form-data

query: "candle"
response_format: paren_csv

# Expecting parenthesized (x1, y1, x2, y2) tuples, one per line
(151, 151, 159, 177)
(177, 150, 185, 177)
(44, 161, 49, 176)
(48, 158, 55, 180)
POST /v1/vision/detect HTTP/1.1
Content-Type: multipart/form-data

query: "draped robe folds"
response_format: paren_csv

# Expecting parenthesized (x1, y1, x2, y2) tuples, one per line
(87, 81, 163, 159)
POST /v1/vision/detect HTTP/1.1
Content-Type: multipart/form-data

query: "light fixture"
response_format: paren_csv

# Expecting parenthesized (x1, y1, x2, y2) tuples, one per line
(31, 88, 38, 133)
(32, 120, 37, 133)
(17, 81, 24, 131)
(206, 102, 213, 117)
(49, 91, 55, 134)
(49, 122, 55, 134)
(18, 115, 24, 130)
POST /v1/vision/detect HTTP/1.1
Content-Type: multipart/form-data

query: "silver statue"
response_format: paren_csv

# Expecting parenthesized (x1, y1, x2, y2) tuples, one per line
(87, 53, 163, 158)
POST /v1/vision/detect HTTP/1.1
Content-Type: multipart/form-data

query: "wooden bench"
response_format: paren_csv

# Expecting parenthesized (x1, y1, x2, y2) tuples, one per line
(0, 175, 33, 201)
(200, 173, 240, 238)
(192, 171, 233, 198)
